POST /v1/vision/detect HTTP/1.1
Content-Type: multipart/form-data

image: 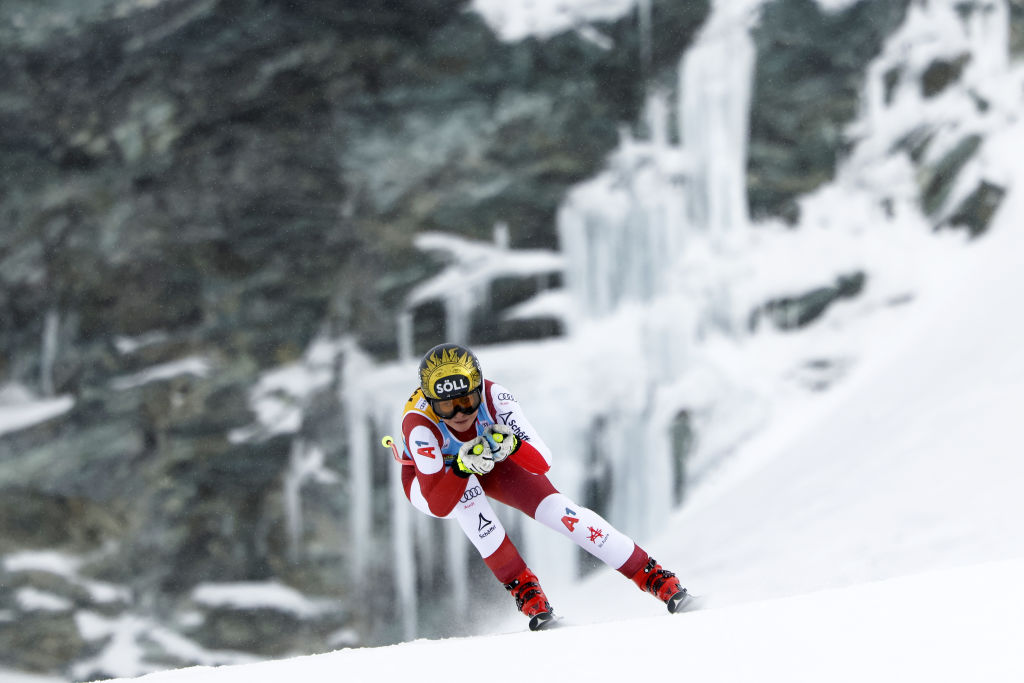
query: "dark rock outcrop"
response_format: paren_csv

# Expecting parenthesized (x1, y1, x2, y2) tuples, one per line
(747, 0, 912, 223)
(0, 0, 710, 675)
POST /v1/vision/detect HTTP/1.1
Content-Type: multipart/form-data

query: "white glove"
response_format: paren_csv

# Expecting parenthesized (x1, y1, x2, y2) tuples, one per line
(456, 436, 494, 475)
(483, 424, 519, 463)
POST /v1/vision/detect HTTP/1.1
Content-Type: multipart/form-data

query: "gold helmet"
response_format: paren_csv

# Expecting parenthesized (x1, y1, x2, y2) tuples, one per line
(418, 343, 483, 400)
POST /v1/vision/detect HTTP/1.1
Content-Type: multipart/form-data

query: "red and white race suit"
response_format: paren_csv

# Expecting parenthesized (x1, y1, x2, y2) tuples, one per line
(399, 379, 649, 584)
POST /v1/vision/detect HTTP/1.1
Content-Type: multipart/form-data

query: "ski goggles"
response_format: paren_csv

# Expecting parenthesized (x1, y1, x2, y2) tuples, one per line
(429, 389, 481, 419)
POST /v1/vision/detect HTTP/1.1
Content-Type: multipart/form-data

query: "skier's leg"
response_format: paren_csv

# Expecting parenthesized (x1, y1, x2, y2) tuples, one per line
(532, 492, 642, 573)
(404, 471, 554, 627)
(404, 472, 515, 574)
(483, 463, 690, 613)
(534, 491, 690, 611)
(480, 463, 641, 572)
(445, 478, 516, 577)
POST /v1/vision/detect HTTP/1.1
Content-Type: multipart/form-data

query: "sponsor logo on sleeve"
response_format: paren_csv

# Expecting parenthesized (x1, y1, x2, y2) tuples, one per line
(414, 440, 437, 459)
(497, 412, 530, 442)
(561, 507, 580, 532)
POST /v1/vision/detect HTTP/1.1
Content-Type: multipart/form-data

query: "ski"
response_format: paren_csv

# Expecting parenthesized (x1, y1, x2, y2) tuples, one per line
(667, 588, 692, 614)
(528, 611, 559, 631)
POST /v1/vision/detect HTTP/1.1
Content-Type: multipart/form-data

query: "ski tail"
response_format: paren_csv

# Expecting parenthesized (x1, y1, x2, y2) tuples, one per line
(528, 612, 558, 631)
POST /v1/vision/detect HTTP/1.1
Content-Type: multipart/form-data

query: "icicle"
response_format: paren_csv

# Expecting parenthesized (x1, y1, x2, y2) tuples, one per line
(445, 289, 472, 345)
(646, 88, 670, 150)
(40, 306, 59, 397)
(283, 439, 306, 563)
(397, 311, 413, 362)
(389, 441, 417, 640)
(341, 342, 373, 588)
(965, 0, 1009, 78)
(414, 512, 438, 594)
(637, 0, 653, 79)
(444, 520, 469, 620)
(283, 439, 339, 564)
(493, 221, 510, 250)
(544, 0, 763, 553)
(679, 0, 756, 241)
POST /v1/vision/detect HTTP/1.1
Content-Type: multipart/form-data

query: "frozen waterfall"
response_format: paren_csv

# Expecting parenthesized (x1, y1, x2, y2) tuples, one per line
(341, 0, 766, 637)
(248, 0, 1022, 645)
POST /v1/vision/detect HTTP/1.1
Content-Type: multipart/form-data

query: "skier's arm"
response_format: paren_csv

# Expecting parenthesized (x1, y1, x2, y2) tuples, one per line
(486, 382, 553, 471)
(401, 412, 466, 516)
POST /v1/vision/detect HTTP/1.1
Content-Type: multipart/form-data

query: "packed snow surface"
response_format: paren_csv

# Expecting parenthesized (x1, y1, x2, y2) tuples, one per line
(94, 168, 1024, 682)
(97, 560, 1024, 682)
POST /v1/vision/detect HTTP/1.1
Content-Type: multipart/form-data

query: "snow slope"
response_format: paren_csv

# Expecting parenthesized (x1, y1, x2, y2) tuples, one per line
(95, 559, 1024, 683)
(92, 146, 1024, 683)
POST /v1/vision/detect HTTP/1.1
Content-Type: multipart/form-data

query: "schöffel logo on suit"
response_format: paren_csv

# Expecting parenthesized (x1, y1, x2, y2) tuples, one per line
(460, 486, 483, 503)
(435, 375, 469, 397)
(497, 412, 530, 442)
(478, 513, 496, 538)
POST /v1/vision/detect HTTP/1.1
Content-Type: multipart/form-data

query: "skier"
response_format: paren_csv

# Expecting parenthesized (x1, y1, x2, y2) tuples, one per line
(395, 342, 690, 630)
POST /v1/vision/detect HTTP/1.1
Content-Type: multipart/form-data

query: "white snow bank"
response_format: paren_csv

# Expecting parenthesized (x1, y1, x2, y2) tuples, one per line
(470, 0, 636, 42)
(4, 550, 131, 605)
(190, 582, 339, 619)
(74, 612, 257, 681)
(0, 668, 65, 683)
(109, 357, 211, 390)
(15, 587, 74, 613)
(0, 387, 73, 436)
(3, 550, 83, 576)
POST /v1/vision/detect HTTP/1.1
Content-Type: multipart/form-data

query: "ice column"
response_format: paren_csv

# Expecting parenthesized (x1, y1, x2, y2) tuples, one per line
(283, 439, 338, 563)
(680, 0, 757, 240)
(445, 289, 477, 345)
(964, 0, 1009, 77)
(557, 95, 688, 322)
(553, 0, 761, 540)
(41, 307, 59, 396)
(638, 0, 653, 77)
(560, 0, 758, 322)
(388, 442, 417, 640)
(341, 342, 373, 587)
(397, 311, 413, 362)
(283, 440, 307, 563)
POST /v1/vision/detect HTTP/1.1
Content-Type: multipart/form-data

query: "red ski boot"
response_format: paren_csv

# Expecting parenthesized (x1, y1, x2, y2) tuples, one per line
(631, 557, 691, 613)
(504, 568, 556, 630)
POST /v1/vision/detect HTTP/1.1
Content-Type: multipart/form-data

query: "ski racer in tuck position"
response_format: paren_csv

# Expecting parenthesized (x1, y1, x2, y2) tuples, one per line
(393, 342, 691, 630)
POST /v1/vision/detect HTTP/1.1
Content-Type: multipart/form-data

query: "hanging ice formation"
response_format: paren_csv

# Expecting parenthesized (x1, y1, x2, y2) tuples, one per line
(236, 0, 1022, 644)
(547, 0, 761, 555)
(333, 0, 765, 637)
(394, 224, 564, 354)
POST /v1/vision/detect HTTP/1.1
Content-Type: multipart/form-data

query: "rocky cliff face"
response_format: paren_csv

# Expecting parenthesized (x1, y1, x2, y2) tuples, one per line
(0, 0, 711, 674)
(3, 0, 1017, 678)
